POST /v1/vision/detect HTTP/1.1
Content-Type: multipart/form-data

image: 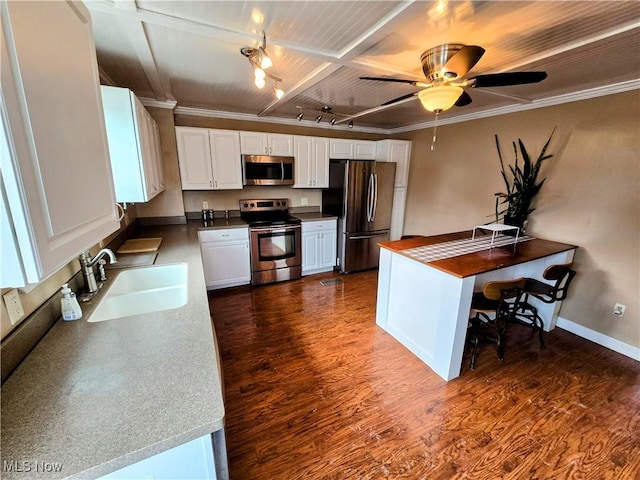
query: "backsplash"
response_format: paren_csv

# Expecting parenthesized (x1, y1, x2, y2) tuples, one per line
(182, 186, 322, 212)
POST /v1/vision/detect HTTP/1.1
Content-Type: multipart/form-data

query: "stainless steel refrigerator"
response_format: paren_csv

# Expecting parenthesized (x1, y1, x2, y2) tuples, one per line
(322, 159, 396, 273)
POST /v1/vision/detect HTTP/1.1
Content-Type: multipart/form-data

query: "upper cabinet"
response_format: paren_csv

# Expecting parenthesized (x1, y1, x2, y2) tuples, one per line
(354, 140, 376, 160)
(101, 86, 165, 203)
(329, 139, 376, 160)
(176, 127, 242, 190)
(329, 139, 354, 159)
(293, 136, 330, 188)
(0, 1, 120, 287)
(239, 131, 294, 156)
(376, 140, 411, 188)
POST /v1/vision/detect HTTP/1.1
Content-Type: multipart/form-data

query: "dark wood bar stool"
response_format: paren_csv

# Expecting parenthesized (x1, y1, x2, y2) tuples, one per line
(515, 263, 577, 348)
(468, 278, 526, 370)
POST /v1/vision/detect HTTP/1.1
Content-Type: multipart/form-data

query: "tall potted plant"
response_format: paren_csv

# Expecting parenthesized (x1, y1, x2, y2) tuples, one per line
(494, 128, 556, 229)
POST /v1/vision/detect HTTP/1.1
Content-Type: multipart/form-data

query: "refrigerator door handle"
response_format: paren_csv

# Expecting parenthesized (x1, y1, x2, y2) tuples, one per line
(367, 173, 374, 222)
(371, 173, 378, 222)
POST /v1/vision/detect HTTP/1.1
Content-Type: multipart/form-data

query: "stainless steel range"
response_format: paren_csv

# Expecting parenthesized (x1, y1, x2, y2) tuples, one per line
(240, 199, 302, 285)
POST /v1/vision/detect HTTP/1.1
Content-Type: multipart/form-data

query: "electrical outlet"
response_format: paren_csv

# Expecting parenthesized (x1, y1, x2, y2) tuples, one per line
(301, 197, 308, 206)
(202, 201, 209, 210)
(612, 303, 626, 317)
(3, 289, 25, 325)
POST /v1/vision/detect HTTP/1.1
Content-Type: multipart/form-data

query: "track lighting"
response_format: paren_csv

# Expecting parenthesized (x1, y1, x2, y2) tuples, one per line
(241, 31, 283, 99)
(273, 81, 284, 99)
(294, 106, 353, 128)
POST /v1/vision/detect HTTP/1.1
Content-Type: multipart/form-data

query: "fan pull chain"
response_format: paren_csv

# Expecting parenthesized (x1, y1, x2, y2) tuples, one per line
(430, 112, 439, 151)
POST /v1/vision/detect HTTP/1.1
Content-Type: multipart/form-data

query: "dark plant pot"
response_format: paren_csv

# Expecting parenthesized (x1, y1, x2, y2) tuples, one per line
(504, 215, 526, 235)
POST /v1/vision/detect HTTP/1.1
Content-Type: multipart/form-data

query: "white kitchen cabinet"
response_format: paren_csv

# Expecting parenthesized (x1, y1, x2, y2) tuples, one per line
(376, 140, 411, 187)
(100, 434, 216, 480)
(239, 131, 294, 156)
(293, 136, 330, 188)
(390, 187, 407, 240)
(199, 228, 251, 290)
(354, 140, 377, 160)
(176, 127, 242, 190)
(329, 139, 354, 159)
(101, 86, 165, 202)
(0, 1, 120, 288)
(302, 219, 337, 275)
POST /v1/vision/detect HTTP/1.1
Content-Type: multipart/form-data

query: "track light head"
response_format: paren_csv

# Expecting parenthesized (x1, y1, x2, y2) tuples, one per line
(330, 117, 336, 126)
(348, 120, 354, 128)
(315, 114, 323, 123)
(296, 112, 303, 121)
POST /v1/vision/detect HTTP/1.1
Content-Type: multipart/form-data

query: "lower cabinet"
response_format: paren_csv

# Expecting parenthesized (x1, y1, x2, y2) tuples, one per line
(302, 219, 337, 275)
(199, 228, 251, 290)
(100, 434, 216, 479)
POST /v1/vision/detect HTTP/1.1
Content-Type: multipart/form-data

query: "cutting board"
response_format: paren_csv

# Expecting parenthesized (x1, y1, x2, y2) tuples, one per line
(117, 237, 163, 254)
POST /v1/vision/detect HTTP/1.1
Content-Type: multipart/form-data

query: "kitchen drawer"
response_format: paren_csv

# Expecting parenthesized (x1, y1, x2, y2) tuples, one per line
(302, 219, 337, 232)
(199, 228, 248, 243)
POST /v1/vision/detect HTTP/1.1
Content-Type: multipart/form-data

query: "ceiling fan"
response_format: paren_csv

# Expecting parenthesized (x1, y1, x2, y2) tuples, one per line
(360, 43, 547, 113)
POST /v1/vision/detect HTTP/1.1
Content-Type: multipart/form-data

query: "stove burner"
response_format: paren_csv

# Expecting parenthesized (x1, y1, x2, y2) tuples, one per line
(240, 198, 300, 227)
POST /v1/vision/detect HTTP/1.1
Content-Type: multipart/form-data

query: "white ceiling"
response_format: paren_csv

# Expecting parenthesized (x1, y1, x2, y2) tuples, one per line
(86, 0, 640, 133)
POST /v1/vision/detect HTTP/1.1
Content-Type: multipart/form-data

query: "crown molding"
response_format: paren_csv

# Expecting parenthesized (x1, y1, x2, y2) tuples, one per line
(174, 106, 391, 135)
(139, 97, 178, 110)
(390, 79, 640, 134)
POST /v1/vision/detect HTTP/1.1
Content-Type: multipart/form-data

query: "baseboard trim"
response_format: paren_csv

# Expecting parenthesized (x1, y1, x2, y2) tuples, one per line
(556, 317, 640, 361)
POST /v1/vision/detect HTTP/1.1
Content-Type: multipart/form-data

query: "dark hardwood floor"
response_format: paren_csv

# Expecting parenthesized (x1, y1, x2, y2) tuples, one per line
(208, 270, 639, 480)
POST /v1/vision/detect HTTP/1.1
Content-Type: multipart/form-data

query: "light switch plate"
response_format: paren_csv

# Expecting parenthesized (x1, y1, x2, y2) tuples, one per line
(3, 288, 25, 325)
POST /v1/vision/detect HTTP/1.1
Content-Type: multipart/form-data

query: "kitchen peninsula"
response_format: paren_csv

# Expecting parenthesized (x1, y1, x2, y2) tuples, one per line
(376, 232, 577, 381)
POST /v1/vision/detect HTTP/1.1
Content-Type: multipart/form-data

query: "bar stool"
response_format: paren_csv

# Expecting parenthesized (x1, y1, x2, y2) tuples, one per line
(468, 278, 526, 370)
(515, 263, 577, 347)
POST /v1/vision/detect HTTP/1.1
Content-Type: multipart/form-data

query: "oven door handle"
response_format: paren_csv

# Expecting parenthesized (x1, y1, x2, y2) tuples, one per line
(251, 226, 300, 234)
(281, 159, 285, 182)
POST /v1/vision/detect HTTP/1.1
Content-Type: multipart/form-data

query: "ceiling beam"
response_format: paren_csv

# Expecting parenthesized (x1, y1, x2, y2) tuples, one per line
(110, 1, 173, 102)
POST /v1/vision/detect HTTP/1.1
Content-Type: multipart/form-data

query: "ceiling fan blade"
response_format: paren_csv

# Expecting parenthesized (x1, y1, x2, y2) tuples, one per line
(380, 92, 417, 106)
(471, 72, 547, 88)
(443, 45, 485, 78)
(455, 91, 472, 107)
(360, 76, 418, 86)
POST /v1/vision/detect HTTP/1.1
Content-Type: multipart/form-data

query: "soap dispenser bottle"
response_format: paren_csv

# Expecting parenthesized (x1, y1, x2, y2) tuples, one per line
(61, 283, 83, 320)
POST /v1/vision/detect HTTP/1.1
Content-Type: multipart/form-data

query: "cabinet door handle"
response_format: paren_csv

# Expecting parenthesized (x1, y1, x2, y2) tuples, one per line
(209, 180, 213, 188)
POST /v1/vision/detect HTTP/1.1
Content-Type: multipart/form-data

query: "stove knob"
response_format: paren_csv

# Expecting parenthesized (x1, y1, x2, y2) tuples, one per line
(243, 203, 249, 208)
(282, 200, 287, 206)
(275, 201, 280, 207)
(249, 203, 255, 208)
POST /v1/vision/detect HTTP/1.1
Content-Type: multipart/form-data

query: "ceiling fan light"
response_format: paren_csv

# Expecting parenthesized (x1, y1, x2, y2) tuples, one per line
(273, 86, 284, 99)
(418, 85, 463, 112)
(254, 77, 265, 89)
(254, 67, 266, 79)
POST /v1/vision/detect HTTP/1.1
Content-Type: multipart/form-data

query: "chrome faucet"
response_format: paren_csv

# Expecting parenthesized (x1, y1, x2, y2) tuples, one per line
(78, 248, 117, 300)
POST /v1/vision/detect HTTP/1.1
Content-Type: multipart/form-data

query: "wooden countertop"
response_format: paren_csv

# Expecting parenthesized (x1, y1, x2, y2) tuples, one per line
(379, 231, 577, 278)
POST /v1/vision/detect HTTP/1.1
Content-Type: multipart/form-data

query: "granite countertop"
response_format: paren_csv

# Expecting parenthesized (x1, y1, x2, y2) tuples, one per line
(1, 223, 224, 479)
(379, 231, 577, 278)
(292, 212, 338, 221)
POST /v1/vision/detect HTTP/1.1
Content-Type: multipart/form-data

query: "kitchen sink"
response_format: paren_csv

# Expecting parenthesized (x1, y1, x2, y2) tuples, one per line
(88, 263, 188, 322)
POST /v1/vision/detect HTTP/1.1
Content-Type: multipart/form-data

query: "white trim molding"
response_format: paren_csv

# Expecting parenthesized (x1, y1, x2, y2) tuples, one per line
(139, 97, 177, 110)
(556, 316, 640, 362)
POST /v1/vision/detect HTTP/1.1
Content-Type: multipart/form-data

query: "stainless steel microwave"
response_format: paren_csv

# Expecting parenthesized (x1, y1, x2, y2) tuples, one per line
(242, 155, 294, 186)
